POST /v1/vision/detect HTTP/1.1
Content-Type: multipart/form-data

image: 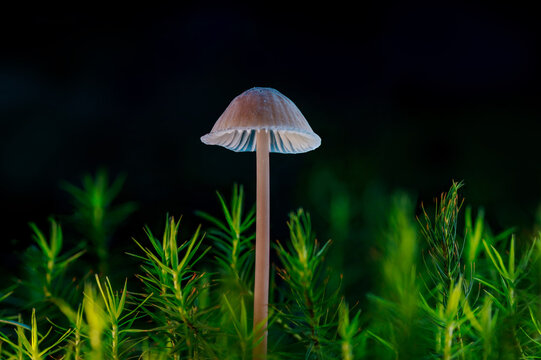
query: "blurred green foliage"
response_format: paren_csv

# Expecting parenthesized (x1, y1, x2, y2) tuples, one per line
(61, 169, 138, 273)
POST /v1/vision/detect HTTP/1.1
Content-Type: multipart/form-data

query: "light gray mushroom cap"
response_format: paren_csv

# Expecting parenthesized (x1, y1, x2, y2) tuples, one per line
(201, 87, 321, 153)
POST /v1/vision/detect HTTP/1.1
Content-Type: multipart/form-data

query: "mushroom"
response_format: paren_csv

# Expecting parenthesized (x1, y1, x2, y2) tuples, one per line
(201, 87, 321, 358)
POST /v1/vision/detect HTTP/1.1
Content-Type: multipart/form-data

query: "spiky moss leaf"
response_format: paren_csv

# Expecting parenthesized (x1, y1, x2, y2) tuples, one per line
(132, 215, 214, 358)
(196, 184, 255, 288)
(275, 209, 341, 359)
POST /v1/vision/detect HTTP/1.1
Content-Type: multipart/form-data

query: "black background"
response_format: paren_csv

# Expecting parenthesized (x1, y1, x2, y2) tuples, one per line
(1, 3, 540, 282)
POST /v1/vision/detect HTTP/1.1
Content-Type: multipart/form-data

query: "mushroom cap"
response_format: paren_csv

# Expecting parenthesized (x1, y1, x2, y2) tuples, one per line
(201, 87, 321, 153)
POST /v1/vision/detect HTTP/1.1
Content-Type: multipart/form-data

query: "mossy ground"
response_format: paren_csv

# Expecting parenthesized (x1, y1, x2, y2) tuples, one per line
(1, 173, 541, 359)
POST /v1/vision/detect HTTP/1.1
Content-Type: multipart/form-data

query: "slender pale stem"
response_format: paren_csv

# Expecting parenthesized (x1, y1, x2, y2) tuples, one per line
(253, 130, 270, 359)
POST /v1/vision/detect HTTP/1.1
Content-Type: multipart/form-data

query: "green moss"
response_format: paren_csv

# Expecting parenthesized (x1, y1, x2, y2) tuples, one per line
(1, 174, 541, 359)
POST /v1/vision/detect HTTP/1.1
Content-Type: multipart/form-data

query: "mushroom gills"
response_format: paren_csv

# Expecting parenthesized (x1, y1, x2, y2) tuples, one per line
(201, 128, 321, 154)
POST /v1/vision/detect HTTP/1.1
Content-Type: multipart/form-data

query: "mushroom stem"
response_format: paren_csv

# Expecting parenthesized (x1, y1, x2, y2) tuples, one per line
(254, 129, 270, 359)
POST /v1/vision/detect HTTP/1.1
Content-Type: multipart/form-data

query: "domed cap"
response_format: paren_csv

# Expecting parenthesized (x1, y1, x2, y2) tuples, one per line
(201, 87, 321, 153)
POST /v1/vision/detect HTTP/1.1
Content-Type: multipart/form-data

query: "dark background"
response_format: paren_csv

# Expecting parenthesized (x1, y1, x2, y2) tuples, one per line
(1, 3, 540, 297)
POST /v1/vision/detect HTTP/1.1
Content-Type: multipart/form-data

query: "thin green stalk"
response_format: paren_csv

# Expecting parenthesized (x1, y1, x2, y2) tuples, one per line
(74, 306, 83, 360)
